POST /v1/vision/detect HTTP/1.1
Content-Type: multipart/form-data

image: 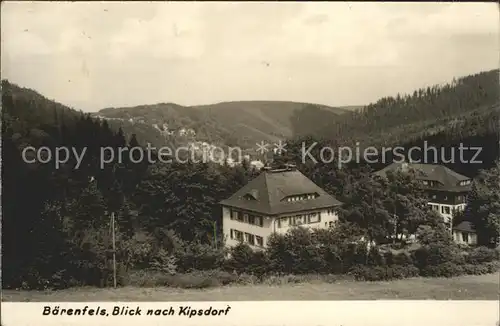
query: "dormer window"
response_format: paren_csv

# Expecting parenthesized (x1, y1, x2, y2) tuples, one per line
(242, 189, 259, 201)
(243, 193, 257, 201)
(282, 193, 319, 202)
(459, 180, 471, 186)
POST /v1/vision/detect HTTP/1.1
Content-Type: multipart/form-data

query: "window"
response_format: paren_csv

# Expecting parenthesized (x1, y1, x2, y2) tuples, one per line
(243, 214, 249, 223)
(256, 236, 263, 247)
(283, 193, 318, 202)
(429, 204, 439, 211)
(308, 213, 320, 223)
(256, 216, 263, 227)
(432, 195, 437, 199)
(442, 206, 450, 215)
(422, 180, 428, 185)
(230, 209, 235, 220)
(248, 215, 255, 225)
(294, 215, 305, 225)
(230, 229, 234, 239)
(277, 217, 289, 228)
(245, 233, 255, 245)
(236, 211, 243, 222)
(462, 232, 469, 243)
(328, 221, 335, 227)
(233, 230, 243, 242)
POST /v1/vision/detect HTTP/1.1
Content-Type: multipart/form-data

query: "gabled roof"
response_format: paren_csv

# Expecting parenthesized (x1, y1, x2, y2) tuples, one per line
(373, 162, 471, 192)
(453, 221, 476, 233)
(220, 168, 342, 215)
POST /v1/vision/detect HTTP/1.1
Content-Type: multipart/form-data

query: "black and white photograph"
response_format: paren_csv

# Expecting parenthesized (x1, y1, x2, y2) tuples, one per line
(1, 1, 499, 325)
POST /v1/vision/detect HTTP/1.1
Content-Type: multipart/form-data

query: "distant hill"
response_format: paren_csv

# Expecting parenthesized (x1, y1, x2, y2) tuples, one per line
(295, 69, 499, 147)
(281, 69, 499, 177)
(93, 101, 354, 150)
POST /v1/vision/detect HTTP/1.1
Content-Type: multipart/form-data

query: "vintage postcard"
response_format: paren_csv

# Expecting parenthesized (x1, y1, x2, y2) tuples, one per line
(1, 2, 499, 326)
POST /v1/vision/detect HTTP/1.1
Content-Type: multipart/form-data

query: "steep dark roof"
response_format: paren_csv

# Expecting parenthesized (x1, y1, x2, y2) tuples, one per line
(220, 169, 342, 215)
(453, 221, 476, 233)
(374, 163, 471, 192)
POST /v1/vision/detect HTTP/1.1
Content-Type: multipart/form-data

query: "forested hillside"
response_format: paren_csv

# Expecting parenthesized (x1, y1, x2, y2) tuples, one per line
(2, 79, 260, 288)
(95, 101, 354, 149)
(289, 70, 499, 177)
(296, 70, 499, 146)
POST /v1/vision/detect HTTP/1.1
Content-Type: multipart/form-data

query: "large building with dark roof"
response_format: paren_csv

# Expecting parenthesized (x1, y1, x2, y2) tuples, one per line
(374, 162, 477, 245)
(220, 165, 342, 248)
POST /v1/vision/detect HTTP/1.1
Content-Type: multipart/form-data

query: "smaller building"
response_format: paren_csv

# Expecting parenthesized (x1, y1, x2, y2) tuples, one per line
(452, 221, 478, 246)
(374, 162, 479, 246)
(220, 165, 342, 249)
(374, 162, 472, 225)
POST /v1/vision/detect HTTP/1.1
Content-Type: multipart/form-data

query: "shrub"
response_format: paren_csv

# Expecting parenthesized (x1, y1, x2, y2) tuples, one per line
(367, 246, 386, 266)
(266, 228, 325, 274)
(393, 252, 414, 266)
(413, 243, 464, 268)
(120, 232, 156, 269)
(482, 261, 500, 273)
(348, 264, 420, 281)
(416, 225, 453, 245)
(461, 264, 489, 275)
(348, 265, 388, 281)
(224, 243, 270, 276)
(126, 269, 240, 289)
(341, 243, 369, 269)
(320, 245, 344, 274)
(266, 233, 289, 273)
(150, 249, 177, 275)
(235, 273, 259, 285)
(466, 247, 499, 264)
(419, 262, 464, 278)
(387, 265, 420, 279)
(383, 251, 395, 266)
(125, 270, 172, 287)
(174, 241, 225, 272)
(167, 273, 220, 289)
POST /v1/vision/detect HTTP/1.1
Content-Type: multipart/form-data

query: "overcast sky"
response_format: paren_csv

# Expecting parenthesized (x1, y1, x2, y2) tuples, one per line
(1, 2, 498, 112)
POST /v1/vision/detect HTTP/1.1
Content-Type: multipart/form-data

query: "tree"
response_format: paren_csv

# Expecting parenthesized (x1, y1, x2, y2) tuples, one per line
(465, 164, 500, 247)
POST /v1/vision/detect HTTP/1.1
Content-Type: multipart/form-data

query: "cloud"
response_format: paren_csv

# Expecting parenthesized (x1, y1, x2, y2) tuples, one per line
(1, 2, 498, 111)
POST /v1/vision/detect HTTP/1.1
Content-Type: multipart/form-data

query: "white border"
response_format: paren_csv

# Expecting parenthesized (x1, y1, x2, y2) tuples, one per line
(2, 301, 499, 326)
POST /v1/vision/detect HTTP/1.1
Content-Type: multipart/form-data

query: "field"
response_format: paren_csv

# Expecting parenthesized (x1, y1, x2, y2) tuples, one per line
(2, 274, 498, 301)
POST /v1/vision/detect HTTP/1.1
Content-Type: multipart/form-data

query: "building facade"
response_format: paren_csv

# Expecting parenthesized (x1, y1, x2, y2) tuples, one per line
(452, 221, 478, 246)
(374, 162, 477, 245)
(220, 165, 342, 249)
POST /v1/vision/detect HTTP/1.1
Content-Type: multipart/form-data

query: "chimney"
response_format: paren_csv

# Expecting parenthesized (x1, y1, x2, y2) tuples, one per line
(265, 163, 297, 173)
